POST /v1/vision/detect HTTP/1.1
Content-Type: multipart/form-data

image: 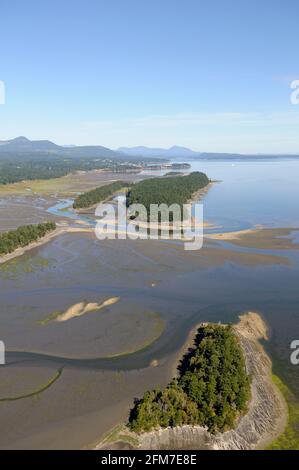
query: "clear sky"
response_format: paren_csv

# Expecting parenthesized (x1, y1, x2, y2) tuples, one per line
(0, 0, 299, 153)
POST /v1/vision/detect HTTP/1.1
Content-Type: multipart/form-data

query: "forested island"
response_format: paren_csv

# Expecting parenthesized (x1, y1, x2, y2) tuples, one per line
(73, 172, 210, 213)
(126, 171, 210, 215)
(73, 181, 129, 209)
(0, 222, 56, 255)
(128, 324, 251, 434)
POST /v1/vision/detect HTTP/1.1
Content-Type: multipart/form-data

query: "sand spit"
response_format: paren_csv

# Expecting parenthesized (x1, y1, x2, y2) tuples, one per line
(97, 312, 288, 451)
(55, 297, 120, 322)
(206, 226, 299, 250)
(206, 226, 263, 240)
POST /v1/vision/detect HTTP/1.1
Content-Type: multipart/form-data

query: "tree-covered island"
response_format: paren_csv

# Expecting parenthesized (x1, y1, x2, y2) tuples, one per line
(73, 172, 210, 215)
(128, 324, 251, 434)
(73, 181, 130, 209)
(126, 172, 210, 215)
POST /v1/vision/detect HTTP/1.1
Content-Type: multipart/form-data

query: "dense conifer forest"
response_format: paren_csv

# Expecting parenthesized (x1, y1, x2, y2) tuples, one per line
(73, 181, 129, 209)
(126, 172, 209, 214)
(129, 324, 251, 434)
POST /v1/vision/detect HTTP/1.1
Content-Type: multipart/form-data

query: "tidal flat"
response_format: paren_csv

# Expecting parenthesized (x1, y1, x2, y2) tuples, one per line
(0, 226, 299, 448)
(1, 159, 299, 449)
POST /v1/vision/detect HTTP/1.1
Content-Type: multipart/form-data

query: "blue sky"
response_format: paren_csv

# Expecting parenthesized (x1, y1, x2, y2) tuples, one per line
(0, 0, 299, 152)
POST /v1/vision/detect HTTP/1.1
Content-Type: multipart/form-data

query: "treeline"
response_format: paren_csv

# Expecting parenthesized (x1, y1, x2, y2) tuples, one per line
(0, 222, 56, 255)
(0, 157, 143, 185)
(73, 181, 129, 209)
(0, 159, 106, 185)
(127, 172, 209, 214)
(128, 324, 251, 434)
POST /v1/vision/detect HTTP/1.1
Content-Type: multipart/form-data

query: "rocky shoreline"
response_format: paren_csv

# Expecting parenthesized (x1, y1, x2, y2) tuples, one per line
(96, 313, 288, 450)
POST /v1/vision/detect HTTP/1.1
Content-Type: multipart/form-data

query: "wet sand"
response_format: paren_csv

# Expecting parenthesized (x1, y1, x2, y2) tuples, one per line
(207, 226, 299, 250)
(0, 227, 297, 448)
(0, 226, 93, 265)
(0, 227, 65, 265)
(1, 167, 299, 449)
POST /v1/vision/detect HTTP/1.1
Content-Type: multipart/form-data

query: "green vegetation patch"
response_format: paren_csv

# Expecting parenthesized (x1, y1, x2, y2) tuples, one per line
(0, 221, 56, 256)
(0, 368, 62, 402)
(73, 181, 130, 209)
(128, 324, 251, 434)
(0, 256, 51, 280)
(0, 156, 142, 186)
(267, 375, 299, 450)
(127, 171, 209, 220)
(38, 310, 63, 325)
(100, 424, 139, 448)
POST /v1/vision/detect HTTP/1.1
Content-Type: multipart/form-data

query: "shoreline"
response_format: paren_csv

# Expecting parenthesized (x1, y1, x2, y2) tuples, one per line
(0, 227, 65, 265)
(0, 177, 215, 265)
(0, 226, 92, 265)
(206, 226, 263, 240)
(96, 312, 288, 450)
(188, 180, 215, 205)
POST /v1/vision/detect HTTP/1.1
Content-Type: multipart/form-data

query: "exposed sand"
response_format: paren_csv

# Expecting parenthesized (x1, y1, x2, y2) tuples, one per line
(206, 226, 299, 250)
(55, 297, 120, 322)
(206, 226, 263, 240)
(0, 227, 65, 265)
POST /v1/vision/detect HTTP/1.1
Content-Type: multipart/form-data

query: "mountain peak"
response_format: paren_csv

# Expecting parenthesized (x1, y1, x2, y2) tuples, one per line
(118, 145, 200, 158)
(13, 136, 31, 142)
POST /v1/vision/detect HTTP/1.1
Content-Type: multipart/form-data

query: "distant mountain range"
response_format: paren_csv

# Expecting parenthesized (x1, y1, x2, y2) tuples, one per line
(1, 137, 299, 161)
(0, 138, 201, 161)
(0, 136, 119, 159)
(118, 145, 299, 160)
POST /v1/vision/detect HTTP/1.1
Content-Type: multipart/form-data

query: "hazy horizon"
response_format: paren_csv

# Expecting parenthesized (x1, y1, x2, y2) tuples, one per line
(3, 135, 299, 156)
